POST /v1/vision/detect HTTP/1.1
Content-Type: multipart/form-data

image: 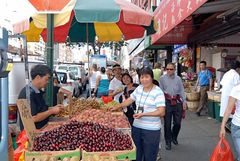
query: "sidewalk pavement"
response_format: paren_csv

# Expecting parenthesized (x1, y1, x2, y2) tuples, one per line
(158, 111, 237, 161)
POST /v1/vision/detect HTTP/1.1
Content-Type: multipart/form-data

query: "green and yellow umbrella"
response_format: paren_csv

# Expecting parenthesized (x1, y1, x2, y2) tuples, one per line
(13, 0, 156, 43)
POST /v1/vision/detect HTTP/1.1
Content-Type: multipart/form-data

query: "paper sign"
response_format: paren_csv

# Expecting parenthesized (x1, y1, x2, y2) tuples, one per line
(17, 99, 37, 147)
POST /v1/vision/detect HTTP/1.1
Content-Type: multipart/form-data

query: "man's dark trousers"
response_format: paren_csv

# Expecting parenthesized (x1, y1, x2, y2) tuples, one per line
(164, 101, 183, 145)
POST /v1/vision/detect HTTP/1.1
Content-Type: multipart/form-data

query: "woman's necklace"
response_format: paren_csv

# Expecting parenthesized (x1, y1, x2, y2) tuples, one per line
(136, 84, 154, 113)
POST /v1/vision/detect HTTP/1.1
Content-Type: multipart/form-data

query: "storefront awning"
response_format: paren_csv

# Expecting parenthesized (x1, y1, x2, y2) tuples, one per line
(128, 38, 145, 60)
(151, 0, 208, 45)
(128, 36, 153, 60)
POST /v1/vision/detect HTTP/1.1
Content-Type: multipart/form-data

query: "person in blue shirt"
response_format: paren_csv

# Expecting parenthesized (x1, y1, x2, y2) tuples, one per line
(94, 67, 110, 98)
(195, 61, 213, 116)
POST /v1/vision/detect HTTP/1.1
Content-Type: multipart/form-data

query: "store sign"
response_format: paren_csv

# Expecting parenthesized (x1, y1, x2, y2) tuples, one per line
(173, 44, 188, 54)
(153, 20, 193, 44)
(151, 0, 208, 44)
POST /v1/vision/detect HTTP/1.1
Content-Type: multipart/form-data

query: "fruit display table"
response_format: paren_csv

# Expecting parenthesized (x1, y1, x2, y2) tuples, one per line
(17, 98, 135, 161)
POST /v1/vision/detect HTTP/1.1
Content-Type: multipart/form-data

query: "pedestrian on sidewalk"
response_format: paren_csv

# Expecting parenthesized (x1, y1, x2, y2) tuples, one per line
(195, 61, 213, 116)
(94, 67, 110, 98)
(220, 61, 240, 132)
(220, 83, 240, 160)
(89, 64, 100, 97)
(153, 63, 162, 83)
(220, 61, 240, 118)
(106, 67, 113, 80)
(109, 64, 124, 102)
(131, 68, 140, 84)
(159, 63, 187, 150)
(110, 67, 165, 161)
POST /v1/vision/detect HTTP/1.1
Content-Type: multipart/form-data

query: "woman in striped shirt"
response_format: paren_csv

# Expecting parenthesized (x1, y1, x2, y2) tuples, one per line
(111, 67, 165, 161)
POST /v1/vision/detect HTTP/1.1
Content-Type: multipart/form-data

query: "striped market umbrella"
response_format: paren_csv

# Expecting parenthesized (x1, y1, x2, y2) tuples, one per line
(13, 0, 156, 43)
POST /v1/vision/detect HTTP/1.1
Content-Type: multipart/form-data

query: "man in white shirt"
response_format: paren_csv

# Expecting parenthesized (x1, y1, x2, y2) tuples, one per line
(220, 83, 240, 160)
(109, 64, 124, 102)
(220, 61, 240, 117)
(89, 64, 100, 96)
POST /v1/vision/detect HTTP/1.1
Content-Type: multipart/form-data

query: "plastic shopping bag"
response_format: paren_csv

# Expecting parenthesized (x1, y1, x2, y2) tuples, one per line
(101, 96, 113, 104)
(210, 137, 234, 161)
(14, 142, 27, 161)
(15, 130, 28, 161)
(16, 130, 28, 147)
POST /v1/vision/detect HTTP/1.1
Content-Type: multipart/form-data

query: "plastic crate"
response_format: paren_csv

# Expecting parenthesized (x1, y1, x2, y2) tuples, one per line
(207, 100, 215, 118)
(214, 102, 222, 122)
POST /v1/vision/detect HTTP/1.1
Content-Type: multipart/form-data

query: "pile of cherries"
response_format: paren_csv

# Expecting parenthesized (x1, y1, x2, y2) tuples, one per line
(33, 121, 133, 152)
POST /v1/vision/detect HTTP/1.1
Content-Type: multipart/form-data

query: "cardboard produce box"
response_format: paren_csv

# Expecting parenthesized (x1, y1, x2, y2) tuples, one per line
(213, 93, 221, 102)
(25, 149, 81, 161)
(81, 130, 136, 161)
(82, 142, 136, 161)
(207, 91, 215, 100)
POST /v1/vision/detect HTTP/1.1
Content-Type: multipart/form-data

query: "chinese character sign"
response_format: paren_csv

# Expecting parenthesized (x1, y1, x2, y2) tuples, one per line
(152, 0, 208, 44)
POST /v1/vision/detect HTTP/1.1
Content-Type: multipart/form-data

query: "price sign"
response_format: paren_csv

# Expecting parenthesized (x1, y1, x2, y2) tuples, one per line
(17, 99, 37, 146)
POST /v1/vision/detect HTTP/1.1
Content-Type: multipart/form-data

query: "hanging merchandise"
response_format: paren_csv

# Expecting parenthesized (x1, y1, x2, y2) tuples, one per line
(178, 48, 193, 68)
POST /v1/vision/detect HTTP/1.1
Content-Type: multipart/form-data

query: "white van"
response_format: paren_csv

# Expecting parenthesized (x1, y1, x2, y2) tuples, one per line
(68, 65, 87, 90)
(55, 64, 87, 91)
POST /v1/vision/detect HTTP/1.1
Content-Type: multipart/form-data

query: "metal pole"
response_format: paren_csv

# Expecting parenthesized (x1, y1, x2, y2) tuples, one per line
(0, 77, 9, 161)
(22, 36, 31, 102)
(86, 24, 91, 97)
(46, 14, 54, 106)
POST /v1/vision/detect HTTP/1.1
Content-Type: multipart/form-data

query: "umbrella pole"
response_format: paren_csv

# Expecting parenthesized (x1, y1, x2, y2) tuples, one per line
(86, 23, 91, 98)
(46, 14, 54, 106)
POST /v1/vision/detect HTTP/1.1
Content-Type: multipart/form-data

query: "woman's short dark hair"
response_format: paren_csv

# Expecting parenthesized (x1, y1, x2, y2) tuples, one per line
(121, 73, 133, 85)
(153, 79, 159, 86)
(231, 61, 240, 70)
(100, 67, 106, 73)
(140, 67, 154, 79)
(31, 65, 51, 80)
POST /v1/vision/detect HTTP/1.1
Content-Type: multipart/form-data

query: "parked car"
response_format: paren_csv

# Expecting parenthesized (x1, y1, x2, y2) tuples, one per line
(56, 70, 82, 97)
(55, 64, 87, 91)
(55, 64, 68, 71)
(68, 65, 87, 90)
